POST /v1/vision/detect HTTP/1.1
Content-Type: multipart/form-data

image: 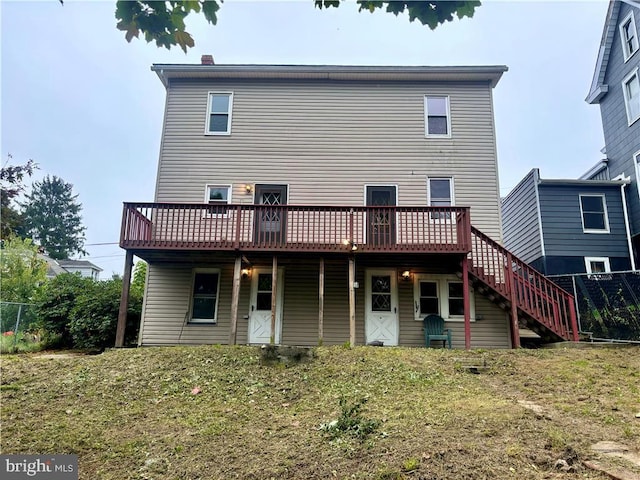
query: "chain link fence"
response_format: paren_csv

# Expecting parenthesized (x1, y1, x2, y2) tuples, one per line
(0, 302, 40, 353)
(548, 271, 640, 341)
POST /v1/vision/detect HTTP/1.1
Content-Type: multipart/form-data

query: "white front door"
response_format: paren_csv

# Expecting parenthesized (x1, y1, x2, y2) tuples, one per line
(248, 268, 284, 344)
(365, 269, 399, 346)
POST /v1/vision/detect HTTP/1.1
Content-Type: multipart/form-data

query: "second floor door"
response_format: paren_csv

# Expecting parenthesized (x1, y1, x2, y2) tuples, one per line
(254, 184, 288, 245)
(366, 186, 396, 246)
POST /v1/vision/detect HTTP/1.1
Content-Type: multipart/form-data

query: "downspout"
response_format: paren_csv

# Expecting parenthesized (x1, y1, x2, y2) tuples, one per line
(533, 169, 546, 272)
(620, 181, 636, 271)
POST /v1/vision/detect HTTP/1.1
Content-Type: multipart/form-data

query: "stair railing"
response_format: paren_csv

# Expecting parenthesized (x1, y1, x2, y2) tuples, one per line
(470, 227, 578, 341)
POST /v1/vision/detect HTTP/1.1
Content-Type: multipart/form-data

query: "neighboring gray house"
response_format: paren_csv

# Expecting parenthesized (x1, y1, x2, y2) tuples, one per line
(117, 60, 580, 349)
(57, 260, 102, 280)
(41, 256, 102, 280)
(502, 169, 635, 276)
(586, 0, 640, 264)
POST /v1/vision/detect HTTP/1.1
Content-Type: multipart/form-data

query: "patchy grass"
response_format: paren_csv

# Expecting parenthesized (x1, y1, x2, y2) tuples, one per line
(1, 346, 639, 479)
(0, 332, 43, 354)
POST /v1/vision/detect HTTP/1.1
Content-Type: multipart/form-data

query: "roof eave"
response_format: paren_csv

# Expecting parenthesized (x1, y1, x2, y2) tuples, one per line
(586, 84, 609, 104)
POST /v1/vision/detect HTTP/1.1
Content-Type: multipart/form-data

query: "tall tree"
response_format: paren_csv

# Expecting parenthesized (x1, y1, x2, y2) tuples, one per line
(108, 0, 480, 53)
(21, 175, 87, 260)
(1, 154, 37, 239)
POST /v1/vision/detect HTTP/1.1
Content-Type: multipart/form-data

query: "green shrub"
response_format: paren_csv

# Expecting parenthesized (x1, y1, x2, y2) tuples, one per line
(320, 397, 380, 442)
(36, 273, 142, 350)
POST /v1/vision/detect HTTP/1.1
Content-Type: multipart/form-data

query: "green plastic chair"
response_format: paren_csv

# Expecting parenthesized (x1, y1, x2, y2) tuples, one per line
(423, 314, 452, 349)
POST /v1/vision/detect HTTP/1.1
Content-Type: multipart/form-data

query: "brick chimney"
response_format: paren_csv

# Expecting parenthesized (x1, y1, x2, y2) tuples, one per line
(201, 55, 214, 65)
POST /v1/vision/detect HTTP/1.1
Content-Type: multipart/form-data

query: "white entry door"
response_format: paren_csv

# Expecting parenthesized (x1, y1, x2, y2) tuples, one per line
(365, 269, 399, 346)
(248, 268, 284, 344)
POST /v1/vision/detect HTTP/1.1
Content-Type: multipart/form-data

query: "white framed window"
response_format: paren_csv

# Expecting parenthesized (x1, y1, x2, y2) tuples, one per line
(424, 96, 451, 137)
(189, 269, 221, 323)
(427, 177, 454, 219)
(619, 11, 639, 62)
(585, 257, 611, 274)
(413, 275, 475, 321)
(579, 194, 610, 233)
(204, 184, 232, 217)
(205, 92, 233, 135)
(622, 69, 640, 126)
(634, 151, 640, 202)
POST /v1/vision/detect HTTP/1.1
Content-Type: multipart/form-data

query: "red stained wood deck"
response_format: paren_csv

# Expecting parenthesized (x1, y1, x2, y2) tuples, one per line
(120, 203, 472, 254)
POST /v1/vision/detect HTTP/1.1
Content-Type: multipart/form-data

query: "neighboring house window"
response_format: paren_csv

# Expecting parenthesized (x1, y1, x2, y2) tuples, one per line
(622, 69, 640, 125)
(190, 269, 221, 323)
(619, 11, 639, 61)
(579, 194, 610, 233)
(206, 92, 233, 134)
(427, 177, 454, 219)
(585, 257, 611, 274)
(635, 151, 640, 202)
(413, 275, 474, 321)
(424, 96, 451, 137)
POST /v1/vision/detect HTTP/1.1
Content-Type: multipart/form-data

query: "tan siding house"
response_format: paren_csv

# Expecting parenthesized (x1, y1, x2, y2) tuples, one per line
(118, 62, 579, 349)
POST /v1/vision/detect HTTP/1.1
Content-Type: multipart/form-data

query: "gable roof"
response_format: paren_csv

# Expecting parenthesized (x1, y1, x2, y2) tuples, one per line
(586, 0, 640, 104)
(151, 64, 508, 89)
(57, 259, 103, 272)
(586, 1, 620, 104)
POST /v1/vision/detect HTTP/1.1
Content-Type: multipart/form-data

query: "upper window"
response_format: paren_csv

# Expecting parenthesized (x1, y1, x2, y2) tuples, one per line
(619, 11, 639, 62)
(622, 69, 640, 125)
(424, 96, 451, 137)
(206, 92, 233, 135)
(427, 177, 454, 219)
(579, 194, 610, 233)
(585, 257, 611, 275)
(635, 151, 640, 202)
(190, 270, 221, 323)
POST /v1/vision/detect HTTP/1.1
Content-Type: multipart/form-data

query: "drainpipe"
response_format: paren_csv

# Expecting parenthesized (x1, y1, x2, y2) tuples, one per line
(620, 182, 636, 271)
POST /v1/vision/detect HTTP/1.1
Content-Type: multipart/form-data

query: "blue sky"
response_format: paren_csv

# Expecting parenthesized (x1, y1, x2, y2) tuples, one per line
(1, 0, 608, 275)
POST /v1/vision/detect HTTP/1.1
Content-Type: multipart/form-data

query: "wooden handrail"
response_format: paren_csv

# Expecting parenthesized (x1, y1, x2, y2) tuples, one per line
(470, 226, 578, 341)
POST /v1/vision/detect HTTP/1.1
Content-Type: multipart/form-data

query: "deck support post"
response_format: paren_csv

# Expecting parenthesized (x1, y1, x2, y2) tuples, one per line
(115, 250, 134, 348)
(348, 255, 356, 348)
(318, 257, 324, 346)
(229, 255, 242, 345)
(506, 252, 521, 348)
(270, 256, 278, 344)
(462, 256, 471, 350)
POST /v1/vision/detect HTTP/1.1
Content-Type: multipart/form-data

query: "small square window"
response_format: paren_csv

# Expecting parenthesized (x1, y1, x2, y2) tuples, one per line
(622, 69, 640, 125)
(585, 257, 611, 275)
(204, 185, 231, 217)
(619, 11, 639, 61)
(206, 92, 233, 135)
(579, 194, 609, 233)
(425, 96, 451, 137)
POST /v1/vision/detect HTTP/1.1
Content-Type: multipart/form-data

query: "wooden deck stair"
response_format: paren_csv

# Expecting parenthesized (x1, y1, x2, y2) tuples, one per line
(467, 226, 579, 344)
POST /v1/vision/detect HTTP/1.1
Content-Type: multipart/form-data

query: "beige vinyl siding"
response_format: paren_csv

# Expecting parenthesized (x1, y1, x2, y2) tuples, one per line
(155, 79, 501, 241)
(141, 261, 510, 348)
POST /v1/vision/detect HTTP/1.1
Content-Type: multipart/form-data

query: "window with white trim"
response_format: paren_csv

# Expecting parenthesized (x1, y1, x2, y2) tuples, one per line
(413, 275, 474, 321)
(424, 96, 451, 137)
(634, 151, 640, 202)
(622, 69, 640, 125)
(619, 11, 639, 61)
(204, 184, 231, 217)
(585, 257, 611, 274)
(190, 269, 221, 323)
(427, 177, 454, 219)
(579, 194, 610, 233)
(206, 92, 233, 134)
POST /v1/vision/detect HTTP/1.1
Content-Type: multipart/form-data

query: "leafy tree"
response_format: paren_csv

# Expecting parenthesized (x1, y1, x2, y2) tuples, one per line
(131, 260, 147, 298)
(0, 235, 48, 303)
(1, 154, 37, 238)
(107, 0, 480, 53)
(21, 175, 87, 260)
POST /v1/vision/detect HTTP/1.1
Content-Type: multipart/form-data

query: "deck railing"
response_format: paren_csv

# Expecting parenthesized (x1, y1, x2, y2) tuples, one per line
(470, 227, 579, 341)
(120, 202, 471, 254)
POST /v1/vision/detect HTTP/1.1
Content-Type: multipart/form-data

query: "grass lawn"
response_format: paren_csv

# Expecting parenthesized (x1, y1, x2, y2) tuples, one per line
(1, 345, 639, 479)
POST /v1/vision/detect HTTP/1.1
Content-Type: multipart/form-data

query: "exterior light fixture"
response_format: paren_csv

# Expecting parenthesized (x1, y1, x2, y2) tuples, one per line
(241, 268, 251, 279)
(245, 184, 253, 194)
(401, 270, 411, 281)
